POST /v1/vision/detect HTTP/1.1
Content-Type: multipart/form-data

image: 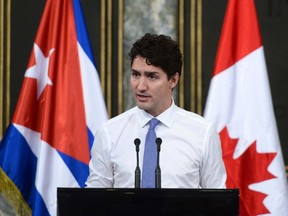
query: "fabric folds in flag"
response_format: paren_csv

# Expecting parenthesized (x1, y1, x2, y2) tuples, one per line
(204, 0, 288, 215)
(0, 0, 108, 215)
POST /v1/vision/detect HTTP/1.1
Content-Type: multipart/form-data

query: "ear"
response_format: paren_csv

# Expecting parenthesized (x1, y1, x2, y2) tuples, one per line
(169, 72, 179, 89)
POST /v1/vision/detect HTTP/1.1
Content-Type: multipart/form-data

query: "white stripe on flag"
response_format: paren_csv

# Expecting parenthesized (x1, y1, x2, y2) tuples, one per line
(78, 42, 108, 135)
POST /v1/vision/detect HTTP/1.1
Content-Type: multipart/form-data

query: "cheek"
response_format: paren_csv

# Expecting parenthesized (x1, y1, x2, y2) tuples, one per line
(153, 84, 169, 97)
(130, 79, 136, 89)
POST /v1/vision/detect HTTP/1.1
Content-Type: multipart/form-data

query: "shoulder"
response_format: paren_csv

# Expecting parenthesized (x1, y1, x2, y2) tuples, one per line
(171, 106, 218, 139)
(174, 106, 214, 128)
(102, 106, 138, 129)
(93, 106, 138, 140)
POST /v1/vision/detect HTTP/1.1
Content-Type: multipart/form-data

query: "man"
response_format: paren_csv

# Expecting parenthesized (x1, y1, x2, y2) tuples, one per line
(86, 33, 226, 188)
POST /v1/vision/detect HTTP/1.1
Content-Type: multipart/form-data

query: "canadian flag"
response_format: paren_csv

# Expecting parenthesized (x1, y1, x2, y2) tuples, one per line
(204, 0, 288, 215)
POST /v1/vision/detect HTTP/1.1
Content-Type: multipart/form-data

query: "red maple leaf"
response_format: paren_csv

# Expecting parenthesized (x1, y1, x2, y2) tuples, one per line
(219, 126, 276, 216)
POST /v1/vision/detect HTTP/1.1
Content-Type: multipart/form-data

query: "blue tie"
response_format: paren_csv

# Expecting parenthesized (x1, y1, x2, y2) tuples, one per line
(142, 118, 160, 188)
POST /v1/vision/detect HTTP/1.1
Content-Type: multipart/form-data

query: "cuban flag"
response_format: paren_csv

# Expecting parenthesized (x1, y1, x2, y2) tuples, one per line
(0, 0, 107, 215)
(204, 0, 288, 215)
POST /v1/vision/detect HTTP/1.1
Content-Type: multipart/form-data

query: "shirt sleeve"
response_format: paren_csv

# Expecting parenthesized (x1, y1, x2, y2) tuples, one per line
(199, 124, 227, 188)
(85, 127, 113, 187)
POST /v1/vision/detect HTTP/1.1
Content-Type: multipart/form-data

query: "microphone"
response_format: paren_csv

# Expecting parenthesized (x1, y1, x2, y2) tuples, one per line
(134, 138, 141, 188)
(155, 137, 162, 188)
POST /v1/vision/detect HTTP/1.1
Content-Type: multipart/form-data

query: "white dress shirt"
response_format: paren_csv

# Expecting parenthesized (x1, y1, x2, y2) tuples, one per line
(86, 102, 226, 188)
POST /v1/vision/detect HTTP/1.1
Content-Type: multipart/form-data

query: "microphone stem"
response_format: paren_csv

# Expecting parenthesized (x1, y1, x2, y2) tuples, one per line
(135, 151, 141, 188)
(155, 151, 161, 188)
(134, 138, 141, 188)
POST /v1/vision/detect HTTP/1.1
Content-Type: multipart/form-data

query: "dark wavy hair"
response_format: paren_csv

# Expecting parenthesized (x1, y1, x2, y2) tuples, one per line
(128, 33, 182, 80)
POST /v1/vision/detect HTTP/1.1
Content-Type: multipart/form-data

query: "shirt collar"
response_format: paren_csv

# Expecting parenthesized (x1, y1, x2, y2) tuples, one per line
(137, 99, 177, 128)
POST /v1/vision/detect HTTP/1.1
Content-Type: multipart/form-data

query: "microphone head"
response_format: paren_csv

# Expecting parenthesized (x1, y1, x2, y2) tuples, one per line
(155, 137, 162, 145)
(134, 138, 141, 152)
(134, 138, 141, 146)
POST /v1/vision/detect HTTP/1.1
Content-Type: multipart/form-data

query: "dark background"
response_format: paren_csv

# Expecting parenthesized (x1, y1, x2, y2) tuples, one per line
(10, 0, 288, 166)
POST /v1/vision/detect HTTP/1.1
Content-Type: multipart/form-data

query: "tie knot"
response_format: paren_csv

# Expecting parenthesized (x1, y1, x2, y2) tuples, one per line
(149, 118, 160, 130)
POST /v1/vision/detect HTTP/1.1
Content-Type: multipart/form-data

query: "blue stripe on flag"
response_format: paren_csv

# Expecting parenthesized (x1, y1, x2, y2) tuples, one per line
(32, 192, 50, 216)
(0, 124, 49, 216)
(73, 0, 96, 67)
(87, 127, 95, 152)
(58, 151, 89, 187)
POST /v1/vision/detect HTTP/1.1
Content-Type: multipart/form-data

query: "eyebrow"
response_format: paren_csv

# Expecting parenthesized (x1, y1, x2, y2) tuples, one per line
(131, 69, 159, 75)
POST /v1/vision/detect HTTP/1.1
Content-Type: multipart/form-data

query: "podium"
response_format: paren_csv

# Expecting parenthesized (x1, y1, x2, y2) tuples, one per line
(57, 188, 239, 216)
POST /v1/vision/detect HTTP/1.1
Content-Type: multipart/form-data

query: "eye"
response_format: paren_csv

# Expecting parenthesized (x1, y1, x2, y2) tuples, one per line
(131, 71, 140, 78)
(148, 73, 158, 80)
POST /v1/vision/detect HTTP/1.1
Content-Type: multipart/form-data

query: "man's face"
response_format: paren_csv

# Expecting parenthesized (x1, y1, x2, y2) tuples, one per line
(130, 56, 179, 116)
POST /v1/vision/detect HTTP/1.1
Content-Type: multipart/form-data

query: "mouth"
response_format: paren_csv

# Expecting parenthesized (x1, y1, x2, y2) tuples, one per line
(136, 93, 150, 102)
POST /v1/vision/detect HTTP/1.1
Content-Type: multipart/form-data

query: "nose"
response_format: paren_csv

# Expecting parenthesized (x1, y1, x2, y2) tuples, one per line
(137, 77, 148, 91)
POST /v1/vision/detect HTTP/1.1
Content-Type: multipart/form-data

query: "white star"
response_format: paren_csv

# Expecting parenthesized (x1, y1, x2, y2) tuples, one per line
(25, 43, 55, 99)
